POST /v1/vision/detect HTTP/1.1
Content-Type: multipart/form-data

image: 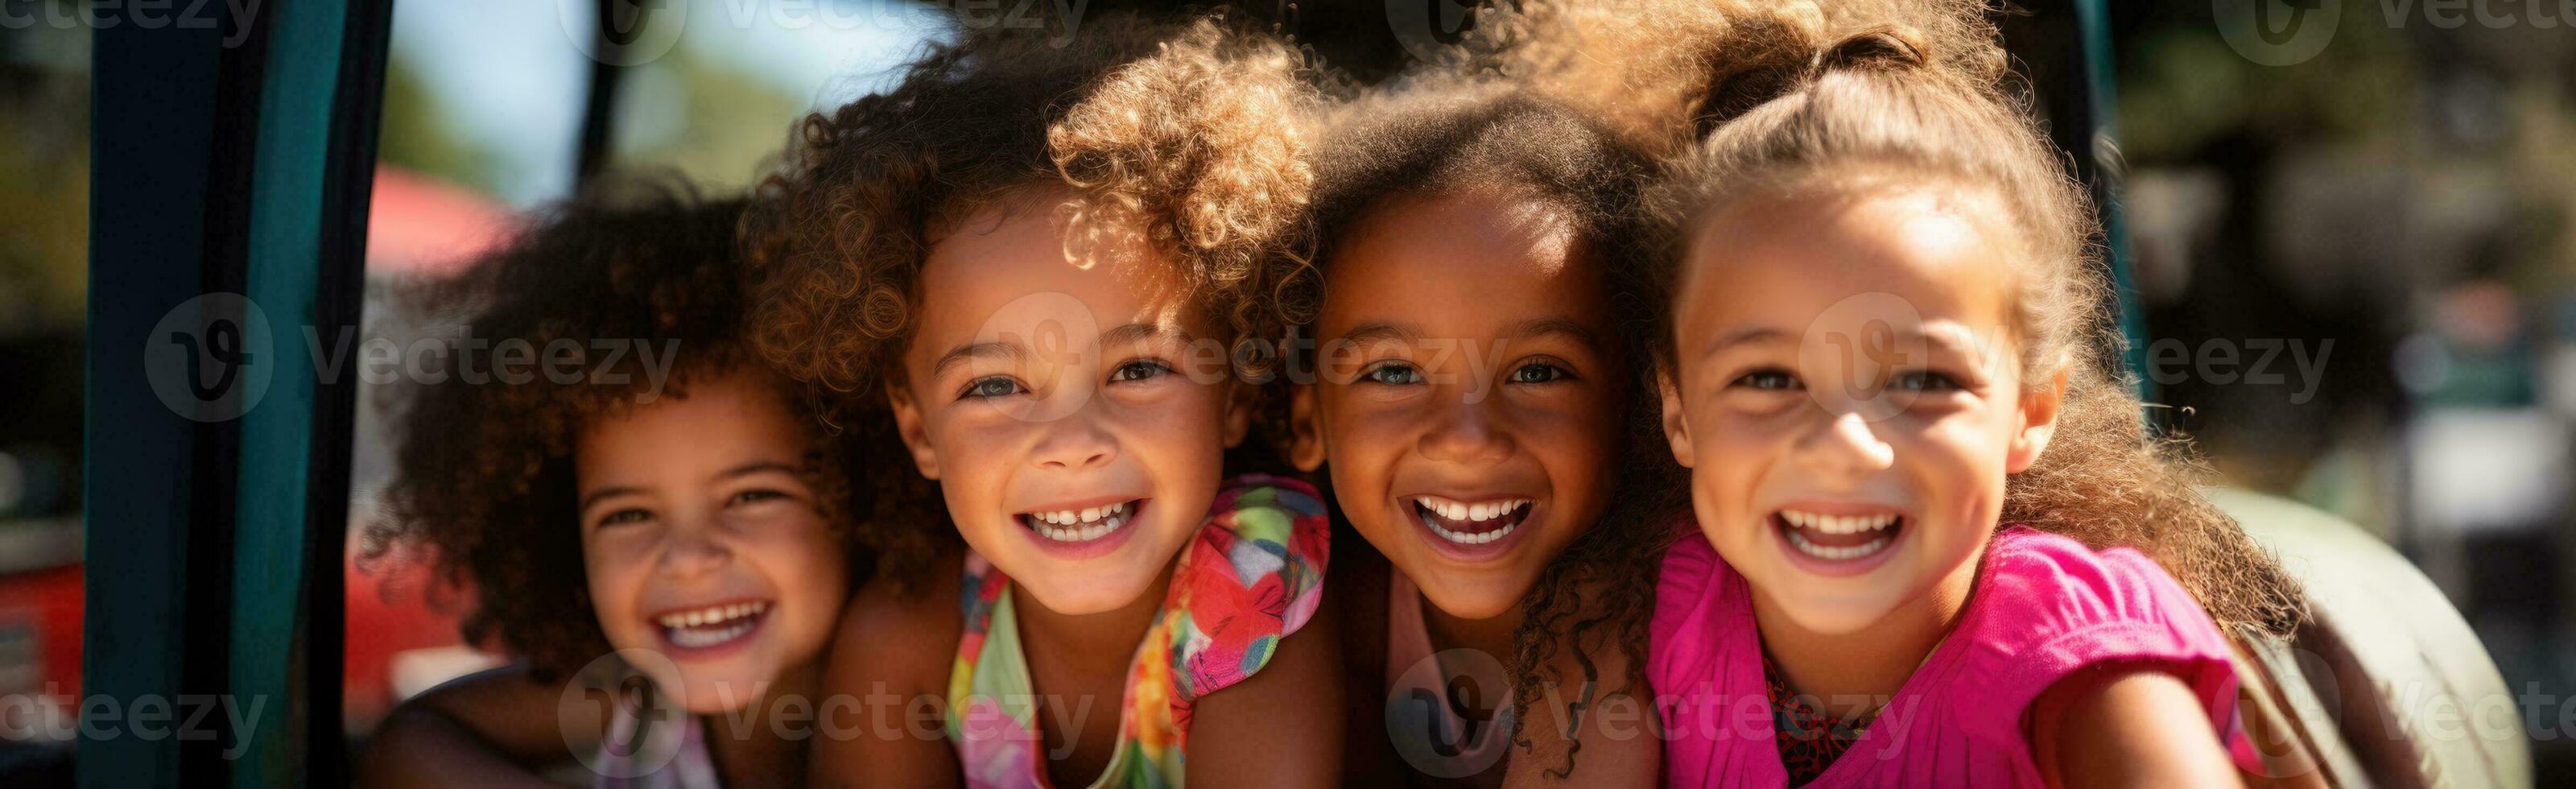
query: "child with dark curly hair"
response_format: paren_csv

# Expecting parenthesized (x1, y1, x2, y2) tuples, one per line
(355, 185, 860, 788)
(1282, 73, 1680, 787)
(748, 12, 1340, 787)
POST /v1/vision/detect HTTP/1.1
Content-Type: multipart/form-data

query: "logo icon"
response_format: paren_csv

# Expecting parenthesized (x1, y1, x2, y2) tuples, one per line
(1385, 647, 1513, 777)
(558, 0, 686, 67)
(1384, 0, 1484, 64)
(2213, 0, 2341, 66)
(563, 649, 689, 779)
(144, 293, 274, 423)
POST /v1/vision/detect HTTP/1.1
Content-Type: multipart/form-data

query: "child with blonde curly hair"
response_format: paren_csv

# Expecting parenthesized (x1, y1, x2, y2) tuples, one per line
(747, 12, 1340, 787)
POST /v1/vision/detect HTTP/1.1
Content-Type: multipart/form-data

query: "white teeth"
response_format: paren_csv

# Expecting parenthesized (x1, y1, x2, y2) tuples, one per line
(655, 601, 770, 637)
(1783, 527, 1893, 560)
(1424, 514, 1517, 545)
(1026, 504, 1131, 543)
(1411, 497, 1533, 545)
(1778, 510, 1898, 535)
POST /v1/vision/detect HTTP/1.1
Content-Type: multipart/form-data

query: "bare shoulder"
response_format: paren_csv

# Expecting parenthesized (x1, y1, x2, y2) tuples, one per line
(2029, 664, 2240, 789)
(831, 543, 966, 688)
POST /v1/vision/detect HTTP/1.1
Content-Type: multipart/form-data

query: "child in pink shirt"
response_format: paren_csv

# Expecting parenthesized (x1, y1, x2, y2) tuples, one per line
(1630, 6, 2306, 787)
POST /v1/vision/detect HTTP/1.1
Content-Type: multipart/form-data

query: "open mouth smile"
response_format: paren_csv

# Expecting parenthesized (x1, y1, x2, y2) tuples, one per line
(1771, 507, 1906, 571)
(1015, 499, 1141, 543)
(651, 599, 770, 654)
(1412, 495, 1532, 545)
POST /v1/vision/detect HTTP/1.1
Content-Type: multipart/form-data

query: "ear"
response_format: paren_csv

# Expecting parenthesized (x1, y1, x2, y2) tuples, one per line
(2006, 366, 2069, 474)
(1220, 380, 1256, 449)
(1287, 384, 1325, 472)
(1657, 366, 1695, 469)
(885, 382, 941, 480)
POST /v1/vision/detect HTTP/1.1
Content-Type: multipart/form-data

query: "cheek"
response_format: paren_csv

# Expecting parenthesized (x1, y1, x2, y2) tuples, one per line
(762, 531, 851, 634)
(581, 539, 649, 626)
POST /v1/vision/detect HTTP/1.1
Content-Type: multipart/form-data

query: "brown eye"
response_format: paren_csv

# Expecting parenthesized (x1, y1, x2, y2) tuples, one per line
(598, 508, 653, 528)
(1109, 359, 1172, 382)
(729, 490, 789, 506)
(1732, 370, 1800, 391)
(1890, 370, 1963, 392)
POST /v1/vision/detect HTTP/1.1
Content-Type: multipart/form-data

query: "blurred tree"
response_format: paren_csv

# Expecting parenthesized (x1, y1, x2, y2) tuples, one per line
(376, 56, 506, 199)
(0, 23, 91, 332)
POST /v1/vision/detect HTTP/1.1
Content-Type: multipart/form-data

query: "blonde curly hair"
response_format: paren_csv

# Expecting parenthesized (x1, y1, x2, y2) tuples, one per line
(743, 10, 1326, 591)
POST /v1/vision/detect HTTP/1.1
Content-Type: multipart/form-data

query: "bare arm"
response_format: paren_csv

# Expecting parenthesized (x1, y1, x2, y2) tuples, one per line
(355, 664, 602, 789)
(1185, 597, 1346, 787)
(2029, 664, 2243, 789)
(807, 567, 964, 788)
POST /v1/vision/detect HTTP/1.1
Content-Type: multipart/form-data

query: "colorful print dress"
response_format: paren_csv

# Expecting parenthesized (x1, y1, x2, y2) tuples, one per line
(945, 476, 1331, 788)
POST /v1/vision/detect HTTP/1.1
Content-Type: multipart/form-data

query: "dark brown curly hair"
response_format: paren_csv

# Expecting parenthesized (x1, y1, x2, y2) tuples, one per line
(1643, 5, 2307, 638)
(364, 183, 855, 683)
(743, 11, 1326, 593)
(1289, 80, 1688, 779)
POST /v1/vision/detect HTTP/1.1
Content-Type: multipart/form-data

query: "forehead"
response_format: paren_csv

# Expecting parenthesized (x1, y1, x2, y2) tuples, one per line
(913, 197, 1200, 349)
(576, 372, 802, 473)
(1319, 188, 1608, 333)
(1680, 184, 2017, 338)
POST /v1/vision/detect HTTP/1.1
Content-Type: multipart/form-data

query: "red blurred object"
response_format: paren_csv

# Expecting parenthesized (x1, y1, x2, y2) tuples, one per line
(0, 564, 84, 704)
(365, 167, 514, 278)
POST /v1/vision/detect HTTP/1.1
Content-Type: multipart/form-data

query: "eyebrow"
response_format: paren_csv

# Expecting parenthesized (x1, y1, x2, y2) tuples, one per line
(931, 340, 1022, 379)
(1507, 317, 1604, 349)
(1335, 321, 1418, 349)
(1699, 326, 1791, 360)
(577, 461, 803, 513)
(1098, 321, 1189, 348)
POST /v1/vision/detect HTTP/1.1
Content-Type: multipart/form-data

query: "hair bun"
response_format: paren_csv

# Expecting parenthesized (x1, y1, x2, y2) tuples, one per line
(1814, 29, 1928, 73)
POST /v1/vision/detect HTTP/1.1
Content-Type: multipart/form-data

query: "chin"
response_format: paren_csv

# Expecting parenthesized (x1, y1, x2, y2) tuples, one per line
(1772, 599, 1897, 637)
(673, 669, 774, 713)
(1415, 580, 1523, 622)
(1024, 575, 1154, 615)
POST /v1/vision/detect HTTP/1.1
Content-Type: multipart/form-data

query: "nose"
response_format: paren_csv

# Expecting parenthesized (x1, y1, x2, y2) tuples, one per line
(656, 518, 733, 579)
(1032, 413, 1119, 471)
(1418, 399, 1515, 466)
(1793, 410, 1897, 481)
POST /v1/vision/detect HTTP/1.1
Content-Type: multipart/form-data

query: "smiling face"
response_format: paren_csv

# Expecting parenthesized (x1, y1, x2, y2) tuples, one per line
(886, 195, 1248, 616)
(1291, 189, 1625, 621)
(1659, 182, 2064, 636)
(575, 370, 848, 714)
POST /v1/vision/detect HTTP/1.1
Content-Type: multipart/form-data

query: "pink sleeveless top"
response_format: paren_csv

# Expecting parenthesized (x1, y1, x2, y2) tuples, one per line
(1649, 526, 2245, 787)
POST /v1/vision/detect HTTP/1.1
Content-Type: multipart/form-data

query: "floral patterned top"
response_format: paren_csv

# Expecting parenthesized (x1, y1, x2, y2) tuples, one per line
(945, 476, 1331, 788)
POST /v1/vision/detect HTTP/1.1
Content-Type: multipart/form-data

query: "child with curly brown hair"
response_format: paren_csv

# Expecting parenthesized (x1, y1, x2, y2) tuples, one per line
(1282, 71, 1682, 789)
(1638, 2, 2307, 785)
(355, 185, 860, 788)
(746, 12, 1341, 787)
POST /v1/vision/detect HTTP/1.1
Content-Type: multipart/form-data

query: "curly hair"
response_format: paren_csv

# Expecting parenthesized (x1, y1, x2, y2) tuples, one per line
(1289, 81, 1686, 779)
(1453, 0, 2004, 159)
(1644, 4, 2307, 638)
(744, 11, 1326, 593)
(363, 184, 855, 683)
